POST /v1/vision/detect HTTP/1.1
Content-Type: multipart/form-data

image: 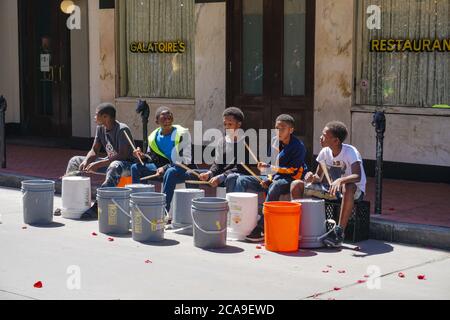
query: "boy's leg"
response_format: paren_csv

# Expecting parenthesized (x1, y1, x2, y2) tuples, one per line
(338, 183, 357, 230)
(265, 178, 291, 202)
(131, 163, 158, 184)
(234, 175, 264, 193)
(162, 166, 192, 211)
(223, 173, 240, 193)
(102, 161, 132, 188)
(323, 183, 357, 248)
(290, 180, 305, 200)
(66, 156, 86, 174)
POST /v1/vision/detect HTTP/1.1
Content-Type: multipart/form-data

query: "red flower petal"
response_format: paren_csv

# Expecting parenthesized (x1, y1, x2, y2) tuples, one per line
(417, 275, 426, 280)
(322, 270, 330, 273)
(145, 260, 153, 264)
(22, 226, 28, 230)
(338, 270, 346, 274)
(256, 246, 262, 250)
(357, 280, 367, 284)
(91, 232, 98, 236)
(364, 275, 370, 278)
(254, 255, 261, 259)
(398, 272, 406, 278)
(333, 287, 341, 291)
(108, 237, 114, 242)
(33, 281, 43, 289)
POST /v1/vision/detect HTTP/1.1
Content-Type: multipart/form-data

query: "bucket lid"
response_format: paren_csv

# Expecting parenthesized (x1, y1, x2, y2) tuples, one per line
(175, 189, 204, 194)
(226, 192, 258, 199)
(21, 180, 55, 190)
(192, 197, 229, 211)
(97, 187, 132, 198)
(125, 184, 155, 189)
(62, 177, 90, 182)
(131, 192, 166, 203)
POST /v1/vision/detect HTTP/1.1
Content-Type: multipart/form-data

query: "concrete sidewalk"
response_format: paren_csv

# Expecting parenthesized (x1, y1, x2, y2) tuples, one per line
(0, 187, 449, 300)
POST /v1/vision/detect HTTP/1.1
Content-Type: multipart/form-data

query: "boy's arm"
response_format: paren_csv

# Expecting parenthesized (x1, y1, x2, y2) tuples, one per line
(271, 144, 306, 180)
(329, 162, 361, 196)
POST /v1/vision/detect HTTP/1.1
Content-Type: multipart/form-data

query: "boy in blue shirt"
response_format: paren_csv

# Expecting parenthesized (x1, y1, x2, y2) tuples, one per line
(234, 114, 307, 242)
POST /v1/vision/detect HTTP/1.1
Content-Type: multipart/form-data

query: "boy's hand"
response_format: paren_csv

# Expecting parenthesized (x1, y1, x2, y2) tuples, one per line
(79, 161, 88, 172)
(157, 167, 165, 176)
(199, 172, 211, 182)
(257, 162, 270, 171)
(209, 176, 221, 188)
(260, 179, 271, 190)
(329, 178, 343, 196)
(133, 147, 144, 160)
(85, 161, 103, 173)
(304, 172, 315, 184)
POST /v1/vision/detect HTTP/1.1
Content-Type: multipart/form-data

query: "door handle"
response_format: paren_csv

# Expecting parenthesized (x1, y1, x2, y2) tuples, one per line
(49, 66, 54, 82)
(59, 66, 63, 83)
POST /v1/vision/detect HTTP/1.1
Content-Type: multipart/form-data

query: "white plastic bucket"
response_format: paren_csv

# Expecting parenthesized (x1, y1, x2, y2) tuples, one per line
(226, 193, 258, 241)
(62, 177, 91, 219)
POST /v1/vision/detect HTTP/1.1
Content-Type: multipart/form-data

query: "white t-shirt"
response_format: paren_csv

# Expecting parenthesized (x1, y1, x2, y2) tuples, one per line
(316, 144, 367, 194)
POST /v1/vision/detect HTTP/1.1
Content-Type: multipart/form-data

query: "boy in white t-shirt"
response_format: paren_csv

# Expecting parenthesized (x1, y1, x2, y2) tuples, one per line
(291, 121, 366, 248)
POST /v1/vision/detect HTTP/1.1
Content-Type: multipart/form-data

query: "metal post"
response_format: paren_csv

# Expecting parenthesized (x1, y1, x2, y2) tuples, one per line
(136, 99, 150, 153)
(0, 95, 7, 168)
(372, 111, 386, 215)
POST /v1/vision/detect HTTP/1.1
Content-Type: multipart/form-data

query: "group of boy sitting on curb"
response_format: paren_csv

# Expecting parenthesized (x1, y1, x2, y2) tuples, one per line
(64, 102, 367, 248)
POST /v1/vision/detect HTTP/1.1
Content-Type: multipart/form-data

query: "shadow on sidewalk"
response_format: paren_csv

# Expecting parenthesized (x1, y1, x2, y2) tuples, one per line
(28, 222, 65, 228)
(204, 246, 245, 254)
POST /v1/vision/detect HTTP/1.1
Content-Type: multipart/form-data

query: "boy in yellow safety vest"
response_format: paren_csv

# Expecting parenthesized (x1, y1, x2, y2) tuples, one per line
(131, 106, 195, 212)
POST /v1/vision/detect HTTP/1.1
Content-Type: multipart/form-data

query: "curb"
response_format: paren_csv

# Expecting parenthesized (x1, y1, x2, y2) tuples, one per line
(370, 217, 450, 251)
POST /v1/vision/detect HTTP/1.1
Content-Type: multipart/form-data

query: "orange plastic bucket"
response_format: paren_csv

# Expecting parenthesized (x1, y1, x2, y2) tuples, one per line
(264, 202, 302, 252)
(117, 176, 133, 188)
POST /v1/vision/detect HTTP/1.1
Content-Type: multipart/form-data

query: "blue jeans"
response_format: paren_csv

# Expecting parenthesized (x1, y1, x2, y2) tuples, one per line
(131, 163, 158, 184)
(163, 166, 199, 211)
(234, 176, 292, 228)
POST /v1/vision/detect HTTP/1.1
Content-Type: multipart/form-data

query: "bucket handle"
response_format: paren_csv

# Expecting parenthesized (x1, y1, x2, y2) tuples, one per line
(315, 219, 338, 242)
(191, 211, 227, 235)
(165, 224, 192, 234)
(111, 198, 131, 218)
(131, 203, 166, 231)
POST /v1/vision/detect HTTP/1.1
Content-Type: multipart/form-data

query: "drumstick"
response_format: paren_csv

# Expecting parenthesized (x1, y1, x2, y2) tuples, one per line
(244, 142, 259, 164)
(175, 162, 201, 179)
(123, 131, 144, 166)
(241, 163, 263, 183)
(185, 180, 214, 187)
(140, 173, 161, 182)
(319, 161, 333, 186)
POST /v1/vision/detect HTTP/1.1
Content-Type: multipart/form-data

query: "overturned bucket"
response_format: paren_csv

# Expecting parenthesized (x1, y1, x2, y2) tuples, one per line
(226, 193, 258, 241)
(130, 192, 166, 243)
(170, 189, 205, 235)
(97, 187, 132, 235)
(21, 180, 55, 225)
(191, 198, 228, 249)
(62, 177, 91, 220)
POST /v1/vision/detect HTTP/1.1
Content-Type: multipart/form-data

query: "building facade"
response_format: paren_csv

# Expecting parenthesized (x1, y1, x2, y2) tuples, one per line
(1, 0, 449, 181)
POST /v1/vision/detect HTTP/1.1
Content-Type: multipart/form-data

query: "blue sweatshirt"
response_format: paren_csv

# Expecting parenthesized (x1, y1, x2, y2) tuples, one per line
(269, 135, 307, 181)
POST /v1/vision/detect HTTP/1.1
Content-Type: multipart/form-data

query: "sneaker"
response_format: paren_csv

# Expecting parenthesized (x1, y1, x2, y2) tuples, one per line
(323, 226, 345, 248)
(54, 208, 62, 216)
(245, 226, 264, 243)
(80, 201, 98, 221)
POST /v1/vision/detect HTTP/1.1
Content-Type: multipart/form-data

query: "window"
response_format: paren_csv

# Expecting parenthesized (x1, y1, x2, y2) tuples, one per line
(355, 0, 449, 108)
(118, 0, 194, 99)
